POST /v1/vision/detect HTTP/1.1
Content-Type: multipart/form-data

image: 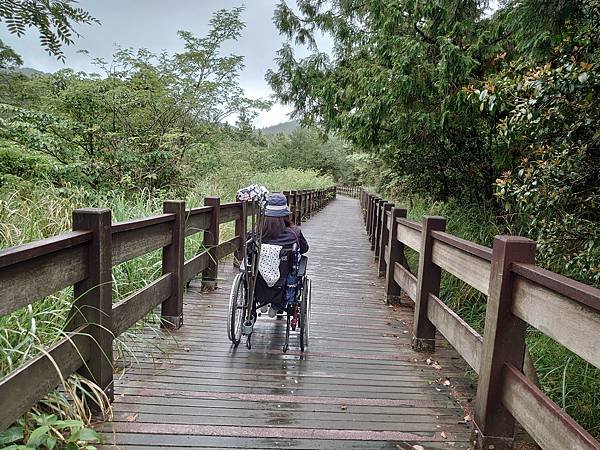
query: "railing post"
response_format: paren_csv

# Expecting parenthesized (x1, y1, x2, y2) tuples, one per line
(370, 198, 381, 248)
(71, 208, 114, 403)
(161, 200, 185, 329)
(361, 190, 366, 220)
(366, 194, 372, 230)
(366, 195, 373, 237)
(234, 200, 247, 267)
(297, 191, 303, 224)
(374, 200, 386, 255)
(202, 196, 220, 290)
(412, 216, 446, 352)
(378, 202, 393, 276)
(473, 236, 536, 450)
(371, 197, 380, 242)
(291, 190, 300, 225)
(385, 207, 406, 303)
(305, 190, 309, 217)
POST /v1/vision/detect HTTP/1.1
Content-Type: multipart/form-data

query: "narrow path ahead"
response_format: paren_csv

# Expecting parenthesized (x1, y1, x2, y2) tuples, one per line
(99, 196, 474, 449)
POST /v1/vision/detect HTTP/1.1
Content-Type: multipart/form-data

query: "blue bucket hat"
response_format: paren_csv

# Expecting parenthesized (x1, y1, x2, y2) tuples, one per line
(265, 193, 291, 217)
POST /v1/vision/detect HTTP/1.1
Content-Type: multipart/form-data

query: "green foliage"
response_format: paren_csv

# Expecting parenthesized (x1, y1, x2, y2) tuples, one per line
(0, 146, 53, 186)
(485, 23, 600, 284)
(268, 0, 500, 202)
(267, 128, 353, 181)
(0, 413, 100, 449)
(0, 39, 23, 69)
(0, 0, 98, 60)
(0, 8, 271, 193)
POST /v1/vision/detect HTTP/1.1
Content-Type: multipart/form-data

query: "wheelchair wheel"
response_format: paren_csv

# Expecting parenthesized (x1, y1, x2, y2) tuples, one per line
(299, 278, 311, 351)
(228, 272, 246, 345)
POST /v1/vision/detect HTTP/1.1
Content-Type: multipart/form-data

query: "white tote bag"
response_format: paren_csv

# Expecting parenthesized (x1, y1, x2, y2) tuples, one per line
(258, 244, 283, 287)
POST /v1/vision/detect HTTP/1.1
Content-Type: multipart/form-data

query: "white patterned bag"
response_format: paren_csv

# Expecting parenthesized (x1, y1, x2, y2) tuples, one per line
(258, 244, 283, 287)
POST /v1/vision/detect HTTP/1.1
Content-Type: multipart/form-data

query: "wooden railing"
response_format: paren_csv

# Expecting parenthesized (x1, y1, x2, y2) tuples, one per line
(360, 189, 600, 450)
(336, 185, 360, 198)
(0, 187, 336, 431)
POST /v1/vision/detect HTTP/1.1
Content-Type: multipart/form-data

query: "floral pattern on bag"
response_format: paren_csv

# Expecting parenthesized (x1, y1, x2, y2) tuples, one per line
(258, 243, 283, 287)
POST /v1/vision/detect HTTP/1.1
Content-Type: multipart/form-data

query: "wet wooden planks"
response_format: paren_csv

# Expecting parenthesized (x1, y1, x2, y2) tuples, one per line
(98, 196, 474, 449)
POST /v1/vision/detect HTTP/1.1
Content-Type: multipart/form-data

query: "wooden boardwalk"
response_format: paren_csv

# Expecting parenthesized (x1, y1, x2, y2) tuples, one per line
(99, 196, 474, 449)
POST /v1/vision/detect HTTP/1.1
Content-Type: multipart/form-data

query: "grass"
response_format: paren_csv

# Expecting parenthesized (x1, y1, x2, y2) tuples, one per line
(386, 191, 600, 439)
(0, 168, 333, 448)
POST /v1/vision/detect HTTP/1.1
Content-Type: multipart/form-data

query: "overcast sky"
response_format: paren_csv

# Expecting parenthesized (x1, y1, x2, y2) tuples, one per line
(1, 1, 332, 128)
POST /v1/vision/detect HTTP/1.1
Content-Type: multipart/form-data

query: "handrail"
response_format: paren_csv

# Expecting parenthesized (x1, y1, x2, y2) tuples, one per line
(0, 231, 92, 269)
(0, 186, 337, 432)
(359, 187, 600, 449)
(335, 185, 360, 198)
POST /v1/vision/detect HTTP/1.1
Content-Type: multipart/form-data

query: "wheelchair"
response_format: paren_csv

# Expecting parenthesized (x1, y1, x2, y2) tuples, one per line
(227, 229, 312, 353)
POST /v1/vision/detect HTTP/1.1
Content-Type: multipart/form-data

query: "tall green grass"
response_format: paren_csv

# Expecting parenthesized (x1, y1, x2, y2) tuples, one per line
(0, 168, 333, 447)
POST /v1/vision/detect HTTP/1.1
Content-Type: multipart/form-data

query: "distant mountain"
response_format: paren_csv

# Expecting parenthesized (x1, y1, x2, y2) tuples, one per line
(0, 67, 50, 77)
(260, 120, 300, 135)
(18, 67, 48, 76)
(0, 67, 49, 77)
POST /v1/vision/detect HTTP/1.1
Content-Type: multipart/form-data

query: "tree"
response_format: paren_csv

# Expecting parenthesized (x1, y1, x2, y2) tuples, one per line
(482, 9, 600, 285)
(0, 0, 98, 60)
(171, 8, 270, 125)
(0, 39, 23, 69)
(0, 7, 270, 193)
(267, 0, 502, 203)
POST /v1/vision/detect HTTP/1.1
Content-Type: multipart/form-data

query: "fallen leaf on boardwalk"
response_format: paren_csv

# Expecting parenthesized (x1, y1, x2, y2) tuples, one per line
(443, 378, 451, 386)
(412, 446, 426, 450)
(126, 414, 138, 422)
(441, 431, 447, 439)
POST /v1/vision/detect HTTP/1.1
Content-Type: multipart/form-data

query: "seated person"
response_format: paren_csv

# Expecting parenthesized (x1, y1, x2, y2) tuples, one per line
(261, 193, 309, 253)
(253, 193, 309, 316)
